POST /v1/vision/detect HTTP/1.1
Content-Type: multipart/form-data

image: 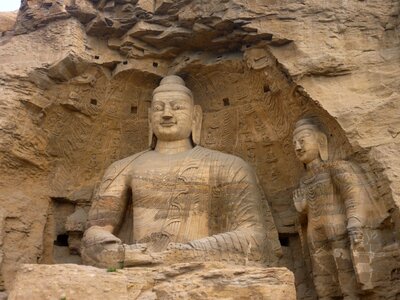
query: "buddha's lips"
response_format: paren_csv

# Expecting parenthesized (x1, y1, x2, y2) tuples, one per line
(160, 122, 176, 127)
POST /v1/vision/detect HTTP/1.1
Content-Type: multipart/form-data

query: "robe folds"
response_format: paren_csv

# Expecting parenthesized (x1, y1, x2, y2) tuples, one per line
(88, 146, 281, 264)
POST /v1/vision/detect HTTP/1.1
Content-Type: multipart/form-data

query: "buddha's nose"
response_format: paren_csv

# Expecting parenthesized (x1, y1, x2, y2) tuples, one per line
(162, 106, 173, 119)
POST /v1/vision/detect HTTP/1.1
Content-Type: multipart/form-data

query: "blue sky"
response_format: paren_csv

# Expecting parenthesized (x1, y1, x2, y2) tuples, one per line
(0, 0, 20, 12)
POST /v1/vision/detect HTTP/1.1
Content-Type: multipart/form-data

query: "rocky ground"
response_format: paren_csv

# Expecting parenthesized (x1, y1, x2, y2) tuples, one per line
(9, 262, 295, 300)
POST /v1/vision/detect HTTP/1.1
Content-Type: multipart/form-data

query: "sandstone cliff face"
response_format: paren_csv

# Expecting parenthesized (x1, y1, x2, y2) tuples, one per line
(0, 0, 399, 299)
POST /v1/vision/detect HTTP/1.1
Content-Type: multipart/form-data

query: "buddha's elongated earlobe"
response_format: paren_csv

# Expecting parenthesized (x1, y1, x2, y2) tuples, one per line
(148, 109, 157, 149)
(192, 105, 202, 145)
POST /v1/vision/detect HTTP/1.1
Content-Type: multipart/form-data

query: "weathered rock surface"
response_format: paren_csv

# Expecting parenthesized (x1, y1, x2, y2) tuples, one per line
(0, 0, 399, 299)
(8, 263, 296, 300)
(0, 12, 16, 34)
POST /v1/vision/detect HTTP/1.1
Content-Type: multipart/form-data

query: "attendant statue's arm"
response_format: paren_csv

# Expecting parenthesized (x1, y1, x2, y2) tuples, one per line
(331, 161, 365, 244)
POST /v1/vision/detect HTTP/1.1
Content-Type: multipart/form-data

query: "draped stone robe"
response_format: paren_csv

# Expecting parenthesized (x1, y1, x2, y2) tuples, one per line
(88, 146, 280, 264)
(298, 160, 387, 241)
(297, 160, 388, 291)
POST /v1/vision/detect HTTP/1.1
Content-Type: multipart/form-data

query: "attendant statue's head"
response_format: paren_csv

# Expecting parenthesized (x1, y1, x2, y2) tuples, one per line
(149, 75, 202, 149)
(293, 118, 328, 166)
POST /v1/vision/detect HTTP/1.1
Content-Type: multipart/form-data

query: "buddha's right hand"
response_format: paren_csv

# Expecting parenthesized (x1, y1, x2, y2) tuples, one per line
(81, 226, 124, 269)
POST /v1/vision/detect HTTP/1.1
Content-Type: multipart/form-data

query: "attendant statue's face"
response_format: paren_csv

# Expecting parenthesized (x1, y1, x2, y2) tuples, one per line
(151, 91, 194, 141)
(293, 129, 321, 164)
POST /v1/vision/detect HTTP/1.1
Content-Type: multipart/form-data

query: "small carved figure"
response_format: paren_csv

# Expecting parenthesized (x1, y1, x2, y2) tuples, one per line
(292, 118, 387, 299)
(81, 75, 281, 268)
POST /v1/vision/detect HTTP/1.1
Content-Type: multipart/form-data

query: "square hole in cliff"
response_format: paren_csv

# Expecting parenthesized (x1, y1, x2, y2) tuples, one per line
(223, 98, 230, 106)
(279, 234, 290, 247)
(54, 234, 69, 247)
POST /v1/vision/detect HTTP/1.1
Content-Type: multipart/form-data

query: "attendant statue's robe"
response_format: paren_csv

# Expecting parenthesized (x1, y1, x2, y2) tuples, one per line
(296, 160, 388, 297)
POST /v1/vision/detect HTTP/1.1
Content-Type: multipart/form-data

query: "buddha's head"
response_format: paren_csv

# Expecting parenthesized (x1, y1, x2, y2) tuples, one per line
(149, 75, 202, 148)
(293, 118, 328, 165)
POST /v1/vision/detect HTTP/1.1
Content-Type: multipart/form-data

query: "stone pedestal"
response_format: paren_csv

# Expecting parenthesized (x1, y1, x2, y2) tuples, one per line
(8, 262, 295, 300)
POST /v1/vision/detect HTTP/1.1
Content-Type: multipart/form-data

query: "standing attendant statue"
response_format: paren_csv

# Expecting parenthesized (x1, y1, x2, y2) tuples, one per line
(292, 118, 387, 299)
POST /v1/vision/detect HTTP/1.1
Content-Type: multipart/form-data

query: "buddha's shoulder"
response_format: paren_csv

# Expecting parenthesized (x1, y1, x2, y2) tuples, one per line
(195, 146, 250, 167)
(104, 150, 150, 174)
(196, 147, 257, 182)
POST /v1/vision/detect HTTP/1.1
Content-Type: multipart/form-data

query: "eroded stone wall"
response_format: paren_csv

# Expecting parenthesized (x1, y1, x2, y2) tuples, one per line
(0, 0, 399, 298)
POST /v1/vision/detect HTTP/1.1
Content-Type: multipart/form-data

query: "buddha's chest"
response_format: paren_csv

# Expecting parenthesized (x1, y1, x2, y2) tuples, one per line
(128, 155, 212, 242)
(129, 154, 211, 211)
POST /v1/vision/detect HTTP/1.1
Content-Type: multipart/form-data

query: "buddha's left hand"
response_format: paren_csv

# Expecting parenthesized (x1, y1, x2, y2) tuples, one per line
(81, 226, 124, 268)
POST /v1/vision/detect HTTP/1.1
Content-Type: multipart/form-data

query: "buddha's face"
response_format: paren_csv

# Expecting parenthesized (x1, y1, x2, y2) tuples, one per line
(293, 129, 320, 164)
(151, 91, 194, 141)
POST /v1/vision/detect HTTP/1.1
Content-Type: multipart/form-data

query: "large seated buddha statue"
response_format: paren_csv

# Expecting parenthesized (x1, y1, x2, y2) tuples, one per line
(81, 75, 281, 268)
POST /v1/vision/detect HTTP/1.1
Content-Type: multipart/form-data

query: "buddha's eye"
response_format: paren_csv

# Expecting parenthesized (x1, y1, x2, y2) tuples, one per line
(153, 104, 163, 111)
(172, 104, 182, 110)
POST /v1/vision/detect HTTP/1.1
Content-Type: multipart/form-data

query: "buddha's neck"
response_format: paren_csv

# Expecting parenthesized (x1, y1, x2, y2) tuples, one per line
(306, 158, 322, 172)
(155, 139, 193, 154)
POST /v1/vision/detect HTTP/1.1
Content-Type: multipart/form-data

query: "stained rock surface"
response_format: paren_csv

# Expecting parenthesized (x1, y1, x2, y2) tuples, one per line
(8, 263, 296, 300)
